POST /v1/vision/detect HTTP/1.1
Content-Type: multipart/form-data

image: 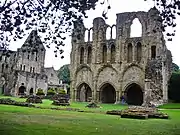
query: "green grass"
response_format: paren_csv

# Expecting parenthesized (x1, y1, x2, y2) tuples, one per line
(0, 96, 180, 135)
(158, 103, 180, 109)
(0, 95, 127, 113)
(0, 105, 180, 135)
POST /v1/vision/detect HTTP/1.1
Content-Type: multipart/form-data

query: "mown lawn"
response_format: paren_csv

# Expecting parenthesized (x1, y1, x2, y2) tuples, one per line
(0, 95, 180, 135)
(0, 105, 180, 135)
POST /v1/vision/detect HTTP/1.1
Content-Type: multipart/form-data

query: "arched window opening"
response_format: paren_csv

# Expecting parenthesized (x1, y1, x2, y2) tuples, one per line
(5, 64, 8, 69)
(23, 65, 25, 71)
(80, 47, 84, 64)
(111, 44, 116, 63)
(87, 47, 92, 64)
(30, 67, 32, 72)
(106, 27, 111, 40)
(89, 29, 93, 41)
(137, 42, 142, 62)
(20, 64, 22, 70)
(102, 45, 107, 63)
(151, 46, 156, 59)
(2, 64, 4, 72)
(84, 30, 88, 42)
(112, 26, 116, 39)
(130, 18, 142, 37)
(33, 67, 35, 73)
(127, 43, 133, 62)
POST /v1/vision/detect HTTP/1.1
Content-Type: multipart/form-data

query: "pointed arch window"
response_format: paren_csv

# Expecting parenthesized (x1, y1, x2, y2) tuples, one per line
(87, 46, 92, 64)
(127, 43, 133, 62)
(102, 45, 107, 63)
(151, 46, 156, 59)
(137, 42, 142, 62)
(130, 18, 142, 37)
(111, 44, 116, 63)
(80, 47, 84, 64)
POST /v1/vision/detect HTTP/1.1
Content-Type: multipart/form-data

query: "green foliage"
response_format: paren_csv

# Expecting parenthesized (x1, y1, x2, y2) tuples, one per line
(168, 72, 180, 102)
(36, 88, 45, 96)
(58, 89, 67, 94)
(47, 88, 56, 96)
(172, 63, 179, 72)
(58, 64, 70, 84)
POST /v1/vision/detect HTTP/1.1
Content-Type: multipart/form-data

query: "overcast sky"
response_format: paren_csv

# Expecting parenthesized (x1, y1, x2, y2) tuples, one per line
(9, 0, 180, 70)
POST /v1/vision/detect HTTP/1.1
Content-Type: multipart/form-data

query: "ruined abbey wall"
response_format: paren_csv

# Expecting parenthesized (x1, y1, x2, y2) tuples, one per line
(70, 7, 172, 105)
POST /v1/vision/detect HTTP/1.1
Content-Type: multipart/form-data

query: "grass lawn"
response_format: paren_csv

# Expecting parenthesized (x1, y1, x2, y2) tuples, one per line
(0, 96, 180, 135)
(0, 105, 180, 135)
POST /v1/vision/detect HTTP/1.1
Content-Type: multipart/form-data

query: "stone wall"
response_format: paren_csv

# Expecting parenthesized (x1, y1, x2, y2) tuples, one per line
(70, 7, 172, 105)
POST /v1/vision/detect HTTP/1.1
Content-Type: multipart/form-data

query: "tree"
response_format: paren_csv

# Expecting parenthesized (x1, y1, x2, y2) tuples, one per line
(172, 63, 179, 72)
(168, 72, 180, 102)
(0, 0, 180, 57)
(0, 0, 99, 57)
(58, 64, 70, 84)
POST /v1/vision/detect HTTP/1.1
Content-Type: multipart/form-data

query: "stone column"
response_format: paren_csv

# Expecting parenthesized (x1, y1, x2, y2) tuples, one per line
(115, 91, 119, 103)
(143, 79, 151, 105)
(162, 62, 168, 103)
(74, 89, 77, 102)
(133, 44, 136, 62)
(107, 47, 111, 63)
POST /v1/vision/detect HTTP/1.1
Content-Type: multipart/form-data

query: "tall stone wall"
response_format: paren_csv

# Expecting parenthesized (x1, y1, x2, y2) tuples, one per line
(70, 7, 172, 105)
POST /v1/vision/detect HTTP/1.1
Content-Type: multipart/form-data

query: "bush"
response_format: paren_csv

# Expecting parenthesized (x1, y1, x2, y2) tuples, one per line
(36, 88, 45, 95)
(47, 88, 56, 95)
(57, 89, 66, 94)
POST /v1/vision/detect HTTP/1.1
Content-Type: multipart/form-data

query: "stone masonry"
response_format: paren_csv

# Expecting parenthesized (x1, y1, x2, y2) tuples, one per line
(70, 7, 172, 105)
(0, 30, 64, 96)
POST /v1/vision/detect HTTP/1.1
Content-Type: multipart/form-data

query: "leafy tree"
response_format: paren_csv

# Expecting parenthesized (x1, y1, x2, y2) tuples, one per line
(168, 72, 180, 102)
(0, 0, 180, 56)
(58, 64, 70, 84)
(172, 63, 179, 72)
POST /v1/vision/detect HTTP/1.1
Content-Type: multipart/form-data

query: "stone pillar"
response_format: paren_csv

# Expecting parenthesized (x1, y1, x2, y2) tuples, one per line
(107, 47, 111, 63)
(74, 89, 77, 102)
(115, 91, 119, 103)
(143, 79, 151, 105)
(162, 62, 168, 103)
(133, 44, 136, 62)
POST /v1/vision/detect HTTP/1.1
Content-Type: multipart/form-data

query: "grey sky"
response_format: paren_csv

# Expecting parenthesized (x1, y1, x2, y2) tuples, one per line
(9, 0, 180, 70)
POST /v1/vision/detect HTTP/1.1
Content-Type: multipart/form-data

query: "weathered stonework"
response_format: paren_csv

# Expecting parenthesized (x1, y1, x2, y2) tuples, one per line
(0, 30, 65, 96)
(70, 7, 172, 105)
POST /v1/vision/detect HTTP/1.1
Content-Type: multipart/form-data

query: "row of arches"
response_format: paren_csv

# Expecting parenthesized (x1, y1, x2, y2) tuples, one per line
(18, 86, 34, 95)
(127, 43, 157, 63)
(84, 18, 143, 42)
(102, 44, 116, 63)
(76, 83, 143, 105)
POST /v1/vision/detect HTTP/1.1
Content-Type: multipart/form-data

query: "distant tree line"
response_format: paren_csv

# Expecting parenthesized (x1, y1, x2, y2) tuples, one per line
(168, 63, 180, 102)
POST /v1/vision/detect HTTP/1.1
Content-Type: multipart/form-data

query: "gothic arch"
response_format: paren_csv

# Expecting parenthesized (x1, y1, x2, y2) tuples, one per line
(130, 18, 142, 37)
(122, 64, 144, 77)
(102, 44, 107, 63)
(111, 25, 116, 39)
(99, 82, 116, 103)
(123, 83, 144, 105)
(76, 82, 92, 102)
(80, 47, 84, 64)
(127, 43, 133, 62)
(106, 26, 111, 40)
(137, 42, 142, 62)
(87, 46, 92, 64)
(96, 65, 118, 79)
(111, 44, 116, 63)
(75, 65, 92, 78)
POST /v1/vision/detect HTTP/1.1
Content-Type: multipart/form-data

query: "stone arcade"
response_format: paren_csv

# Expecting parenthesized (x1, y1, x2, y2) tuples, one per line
(70, 7, 172, 105)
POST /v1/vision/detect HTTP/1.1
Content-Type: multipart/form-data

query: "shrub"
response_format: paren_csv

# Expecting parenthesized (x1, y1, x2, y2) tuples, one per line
(47, 88, 56, 95)
(36, 88, 45, 95)
(58, 89, 66, 94)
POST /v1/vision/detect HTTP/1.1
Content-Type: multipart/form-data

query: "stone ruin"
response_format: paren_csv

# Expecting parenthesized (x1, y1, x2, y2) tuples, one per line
(26, 95, 42, 104)
(52, 94, 70, 106)
(70, 7, 172, 106)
